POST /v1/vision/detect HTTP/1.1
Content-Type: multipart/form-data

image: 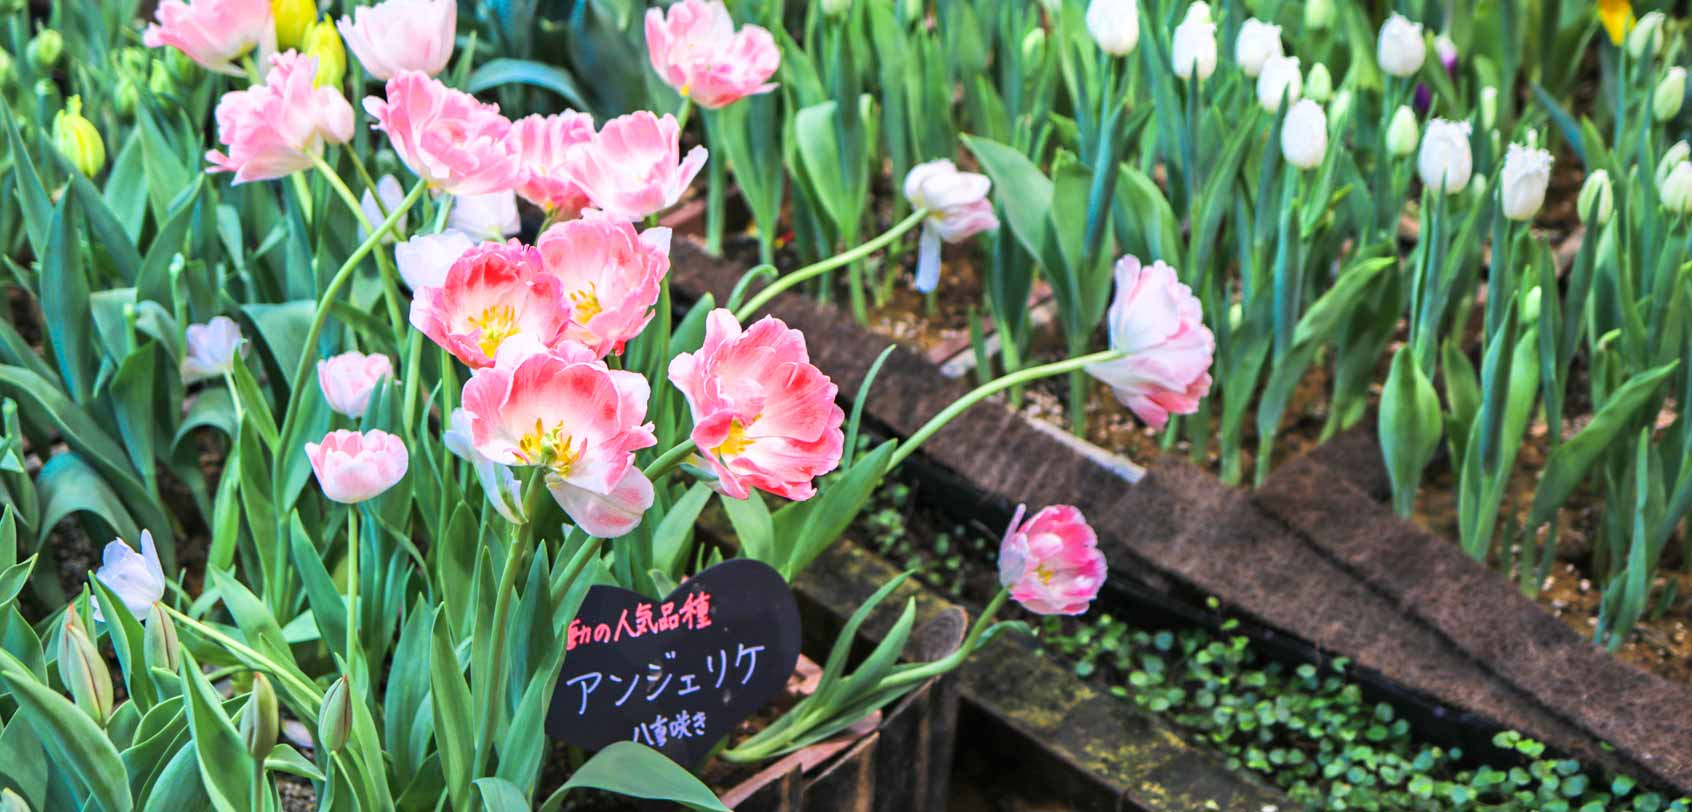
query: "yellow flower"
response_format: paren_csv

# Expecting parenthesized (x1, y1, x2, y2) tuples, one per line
(301, 17, 346, 89)
(1599, 0, 1635, 45)
(272, 0, 315, 51)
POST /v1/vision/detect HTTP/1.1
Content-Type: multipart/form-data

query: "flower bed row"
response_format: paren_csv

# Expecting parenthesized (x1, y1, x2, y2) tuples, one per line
(666, 238, 1692, 797)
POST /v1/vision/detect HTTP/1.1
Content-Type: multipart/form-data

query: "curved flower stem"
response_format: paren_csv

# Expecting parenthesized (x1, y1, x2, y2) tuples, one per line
(344, 149, 385, 212)
(876, 588, 1009, 692)
(275, 179, 429, 487)
(309, 152, 407, 338)
(886, 350, 1125, 472)
(642, 439, 698, 482)
(735, 209, 930, 322)
(431, 193, 457, 234)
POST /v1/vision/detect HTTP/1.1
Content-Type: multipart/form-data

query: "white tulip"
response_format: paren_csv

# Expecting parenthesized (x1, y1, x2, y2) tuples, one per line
(1256, 55, 1301, 112)
(1172, 11, 1217, 81)
(395, 230, 477, 291)
(1234, 18, 1282, 78)
(1086, 0, 1139, 56)
(446, 190, 520, 240)
(1655, 66, 1686, 122)
(92, 530, 165, 622)
(1499, 143, 1553, 221)
(1377, 13, 1426, 78)
(1182, 1, 1211, 23)
(1281, 100, 1328, 170)
(1386, 105, 1420, 156)
(1417, 118, 1473, 194)
(358, 174, 407, 244)
(822, 0, 852, 17)
(1629, 11, 1666, 59)
(1657, 141, 1690, 188)
(1578, 170, 1614, 226)
(180, 316, 246, 384)
(1662, 161, 1692, 215)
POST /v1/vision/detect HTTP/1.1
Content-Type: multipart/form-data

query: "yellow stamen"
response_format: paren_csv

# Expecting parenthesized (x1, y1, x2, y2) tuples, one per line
(518, 418, 584, 476)
(570, 284, 603, 323)
(470, 305, 519, 359)
(1036, 564, 1056, 585)
(715, 418, 755, 458)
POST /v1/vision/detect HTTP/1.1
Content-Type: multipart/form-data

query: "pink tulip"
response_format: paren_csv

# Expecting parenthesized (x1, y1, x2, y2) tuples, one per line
(181, 316, 246, 383)
(316, 351, 396, 418)
(460, 341, 657, 538)
(364, 72, 524, 196)
(336, 0, 456, 80)
(395, 231, 477, 290)
(409, 241, 571, 369)
(306, 429, 409, 503)
(143, 0, 273, 76)
(205, 52, 355, 184)
(998, 505, 1106, 616)
(1085, 256, 1215, 429)
(645, 0, 780, 109)
(564, 111, 708, 221)
(667, 309, 844, 502)
(510, 111, 598, 218)
(903, 160, 999, 293)
(536, 218, 671, 358)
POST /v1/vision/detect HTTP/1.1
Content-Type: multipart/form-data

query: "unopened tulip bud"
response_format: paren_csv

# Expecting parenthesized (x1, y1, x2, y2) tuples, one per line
(1579, 170, 1614, 226)
(1655, 67, 1686, 122)
(1086, 0, 1140, 57)
(1386, 105, 1419, 157)
(272, 0, 315, 51)
(148, 61, 175, 96)
(118, 46, 149, 77)
(1521, 285, 1542, 324)
(822, 0, 851, 16)
(1629, 11, 1666, 59)
(239, 673, 280, 762)
(0, 788, 29, 812)
(1663, 162, 1692, 214)
(27, 29, 62, 70)
(1659, 141, 1691, 188)
(318, 676, 353, 752)
(1304, 0, 1335, 31)
(302, 18, 347, 89)
(1022, 28, 1046, 66)
(1305, 62, 1333, 103)
(1480, 86, 1499, 130)
(0, 50, 13, 89)
(53, 97, 105, 178)
(58, 611, 114, 726)
(144, 603, 180, 672)
(114, 79, 140, 117)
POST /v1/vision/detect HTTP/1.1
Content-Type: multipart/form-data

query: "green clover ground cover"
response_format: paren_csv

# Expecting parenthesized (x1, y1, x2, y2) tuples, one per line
(856, 477, 1692, 812)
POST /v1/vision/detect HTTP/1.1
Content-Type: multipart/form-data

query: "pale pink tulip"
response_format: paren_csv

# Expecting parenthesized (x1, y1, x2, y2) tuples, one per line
(395, 231, 478, 290)
(667, 309, 844, 502)
(565, 111, 708, 221)
(903, 160, 999, 292)
(316, 351, 396, 418)
(364, 72, 524, 196)
(206, 52, 355, 184)
(92, 530, 165, 622)
(336, 0, 456, 80)
(460, 341, 657, 538)
(1085, 256, 1215, 429)
(408, 241, 571, 369)
(143, 0, 273, 76)
(509, 111, 597, 217)
(998, 505, 1106, 616)
(536, 218, 670, 358)
(645, 0, 780, 109)
(181, 316, 246, 383)
(305, 429, 409, 503)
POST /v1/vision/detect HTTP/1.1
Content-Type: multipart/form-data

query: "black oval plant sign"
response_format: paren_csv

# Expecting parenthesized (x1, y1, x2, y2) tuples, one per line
(546, 558, 803, 768)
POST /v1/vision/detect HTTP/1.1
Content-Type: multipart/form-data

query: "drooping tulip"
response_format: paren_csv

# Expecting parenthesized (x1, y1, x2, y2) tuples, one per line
(206, 52, 355, 184)
(645, 0, 781, 109)
(536, 218, 671, 358)
(998, 505, 1107, 616)
(903, 160, 999, 293)
(181, 316, 247, 383)
(1085, 256, 1214, 429)
(564, 111, 708, 221)
(364, 72, 525, 196)
(460, 341, 658, 538)
(1417, 118, 1473, 194)
(305, 429, 409, 503)
(143, 0, 273, 76)
(1499, 143, 1553, 222)
(316, 351, 396, 418)
(336, 0, 455, 80)
(667, 310, 845, 502)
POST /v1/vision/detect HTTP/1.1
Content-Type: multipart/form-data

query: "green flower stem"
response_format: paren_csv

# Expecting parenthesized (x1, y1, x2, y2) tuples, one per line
(345, 509, 360, 671)
(274, 179, 428, 494)
(309, 151, 407, 338)
(735, 209, 931, 322)
(642, 439, 698, 482)
(431, 192, 456, 234)
(474, 479, 546, 775)
(675, 96, 694, 132)
(344, 149, 385, 213)
(886, 349, 1125, 472)
(879, 588, 1009, 691)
